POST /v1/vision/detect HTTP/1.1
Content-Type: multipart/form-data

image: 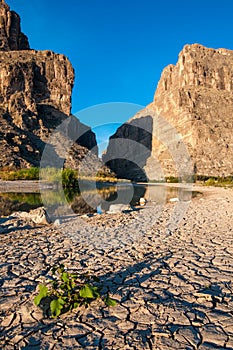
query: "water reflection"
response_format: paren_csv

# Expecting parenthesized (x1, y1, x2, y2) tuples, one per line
(0, 184, 198, 217)
(0, 192, 42, 217)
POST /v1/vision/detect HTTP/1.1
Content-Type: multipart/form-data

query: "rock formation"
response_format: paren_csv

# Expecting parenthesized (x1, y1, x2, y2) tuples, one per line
(103, 116, 154, 181)
(105, 44, 233, 180)
(0, 1, 97, 169)
(0, 0, 29, 51)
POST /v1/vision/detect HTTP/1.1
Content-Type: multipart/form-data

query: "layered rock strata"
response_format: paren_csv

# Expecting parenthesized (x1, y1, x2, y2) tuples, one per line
(0, 1, 97, 169)
(105, 44, 233, 180)
(0, 0, 29, 51)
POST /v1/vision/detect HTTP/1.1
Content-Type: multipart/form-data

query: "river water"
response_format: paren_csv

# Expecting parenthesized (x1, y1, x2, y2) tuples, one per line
(0, 183, 198, 217)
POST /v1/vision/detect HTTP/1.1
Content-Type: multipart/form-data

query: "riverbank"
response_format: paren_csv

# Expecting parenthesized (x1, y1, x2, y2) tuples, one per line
(0, 180, 53, 193)
(0, 178, 125, 193)
(0, 185, 233, 349)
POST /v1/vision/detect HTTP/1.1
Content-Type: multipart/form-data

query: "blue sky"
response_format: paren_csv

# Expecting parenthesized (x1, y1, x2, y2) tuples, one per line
(7, 0, 233, 137)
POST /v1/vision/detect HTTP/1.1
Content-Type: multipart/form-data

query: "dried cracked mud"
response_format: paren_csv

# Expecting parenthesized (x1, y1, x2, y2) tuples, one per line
(0, 185, 233, 349)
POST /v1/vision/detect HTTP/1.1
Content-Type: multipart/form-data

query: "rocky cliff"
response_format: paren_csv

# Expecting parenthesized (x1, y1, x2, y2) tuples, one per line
(103, 116, 153, 181)
(105, 44, 233, 180)
(0, 0, 29, 51)
(0, 1, 97, 169)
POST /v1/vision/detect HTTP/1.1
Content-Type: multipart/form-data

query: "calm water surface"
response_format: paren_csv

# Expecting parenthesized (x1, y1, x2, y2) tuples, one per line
(0, 183, 198, 217)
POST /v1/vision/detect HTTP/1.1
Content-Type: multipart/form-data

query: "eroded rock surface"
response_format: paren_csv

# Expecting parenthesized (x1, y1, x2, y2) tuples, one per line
(0, 0, 29, 51)
(152, 43, 233, 177)
(0, 1, 97, 169)
(105, 44, 233, 180)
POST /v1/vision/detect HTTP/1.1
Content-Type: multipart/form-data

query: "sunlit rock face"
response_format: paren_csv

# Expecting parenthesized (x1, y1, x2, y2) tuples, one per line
(0, 50, 74, 130)
(105, 44, 233, 180)
(0, 0, 29, 51)
(151, 43, 233, 177)
(0, 1, 97, 169)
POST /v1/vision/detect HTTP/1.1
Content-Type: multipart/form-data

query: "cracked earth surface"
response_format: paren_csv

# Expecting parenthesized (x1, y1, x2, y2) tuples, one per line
(0, 185, 233, 349)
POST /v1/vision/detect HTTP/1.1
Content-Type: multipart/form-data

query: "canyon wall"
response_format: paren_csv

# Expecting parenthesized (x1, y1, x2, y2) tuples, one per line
(105, 44, 233, 180)
(0, 0, 29, 51)
(0, 1, 97, 169)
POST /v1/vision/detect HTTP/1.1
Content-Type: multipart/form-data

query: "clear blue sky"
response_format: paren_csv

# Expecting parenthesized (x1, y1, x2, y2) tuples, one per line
(7, 0, 233, 129)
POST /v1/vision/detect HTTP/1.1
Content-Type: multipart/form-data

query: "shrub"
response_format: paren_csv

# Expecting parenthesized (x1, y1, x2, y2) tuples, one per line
(204, 178, 216, 186)
(203, 176, 233, 186)
(62, 168, 79, 188)
(0, 167, 39, 180)
(166, 176, 179, 183)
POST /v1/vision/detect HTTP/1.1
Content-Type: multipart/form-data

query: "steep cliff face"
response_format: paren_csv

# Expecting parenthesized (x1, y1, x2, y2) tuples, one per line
(0, 50, 74, 130)
(0, 0, 29, 51)
(151, 43, 233, 177)
(103, 116, 153, 181)
(105, 44, 233, 180)
(0, 1, 97, 169)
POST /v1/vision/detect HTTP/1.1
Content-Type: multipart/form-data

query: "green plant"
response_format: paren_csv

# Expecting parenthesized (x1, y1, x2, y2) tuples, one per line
(34, 264, 117, 318)
(40, 167, 79, 189)
(204, 178, 217, 186)
(0, 167, 40, 180)
(40, 167, 62, 183)
(165, 176, 179, 183)
(62, 168, 79, 188)
(203, 176, 233, 187)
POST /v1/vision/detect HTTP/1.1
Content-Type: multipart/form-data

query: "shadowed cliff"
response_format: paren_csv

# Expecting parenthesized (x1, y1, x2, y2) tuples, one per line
(105, 44, 233, 180)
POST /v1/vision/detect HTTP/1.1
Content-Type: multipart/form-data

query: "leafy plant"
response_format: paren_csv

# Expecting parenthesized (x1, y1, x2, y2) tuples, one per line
(34, 264, 117, 318)
(62, 168, 79, 188)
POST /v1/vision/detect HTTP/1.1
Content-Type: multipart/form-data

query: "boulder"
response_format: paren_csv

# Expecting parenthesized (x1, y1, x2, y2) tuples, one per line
(107, 204, 132, 213)
(14, 207, 51, 225)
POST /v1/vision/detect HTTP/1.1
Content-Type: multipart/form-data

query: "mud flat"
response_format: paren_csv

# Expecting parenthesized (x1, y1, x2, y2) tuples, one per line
(0, 185, 233, 349)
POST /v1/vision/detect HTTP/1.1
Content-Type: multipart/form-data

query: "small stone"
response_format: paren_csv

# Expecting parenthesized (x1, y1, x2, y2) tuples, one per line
(53, 219, 61, 226)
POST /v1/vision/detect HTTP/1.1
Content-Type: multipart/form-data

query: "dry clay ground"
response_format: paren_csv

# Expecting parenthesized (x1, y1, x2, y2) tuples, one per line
(0, 185, 233, 349)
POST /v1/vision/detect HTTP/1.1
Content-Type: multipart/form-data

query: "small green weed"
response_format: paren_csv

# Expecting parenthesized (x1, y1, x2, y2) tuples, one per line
(165, 176, 179, 183)
(202, 176, 233, 187)
(34, 264, 117, 318)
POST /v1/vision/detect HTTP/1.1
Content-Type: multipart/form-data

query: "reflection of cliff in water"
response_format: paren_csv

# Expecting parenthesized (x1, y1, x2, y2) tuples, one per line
(70, 184, 195, 214)
(0, 184, 197, 217)
(71, 185, 146, 214)
(142, 185, 195, 204)
(100, 185, 146, 210)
